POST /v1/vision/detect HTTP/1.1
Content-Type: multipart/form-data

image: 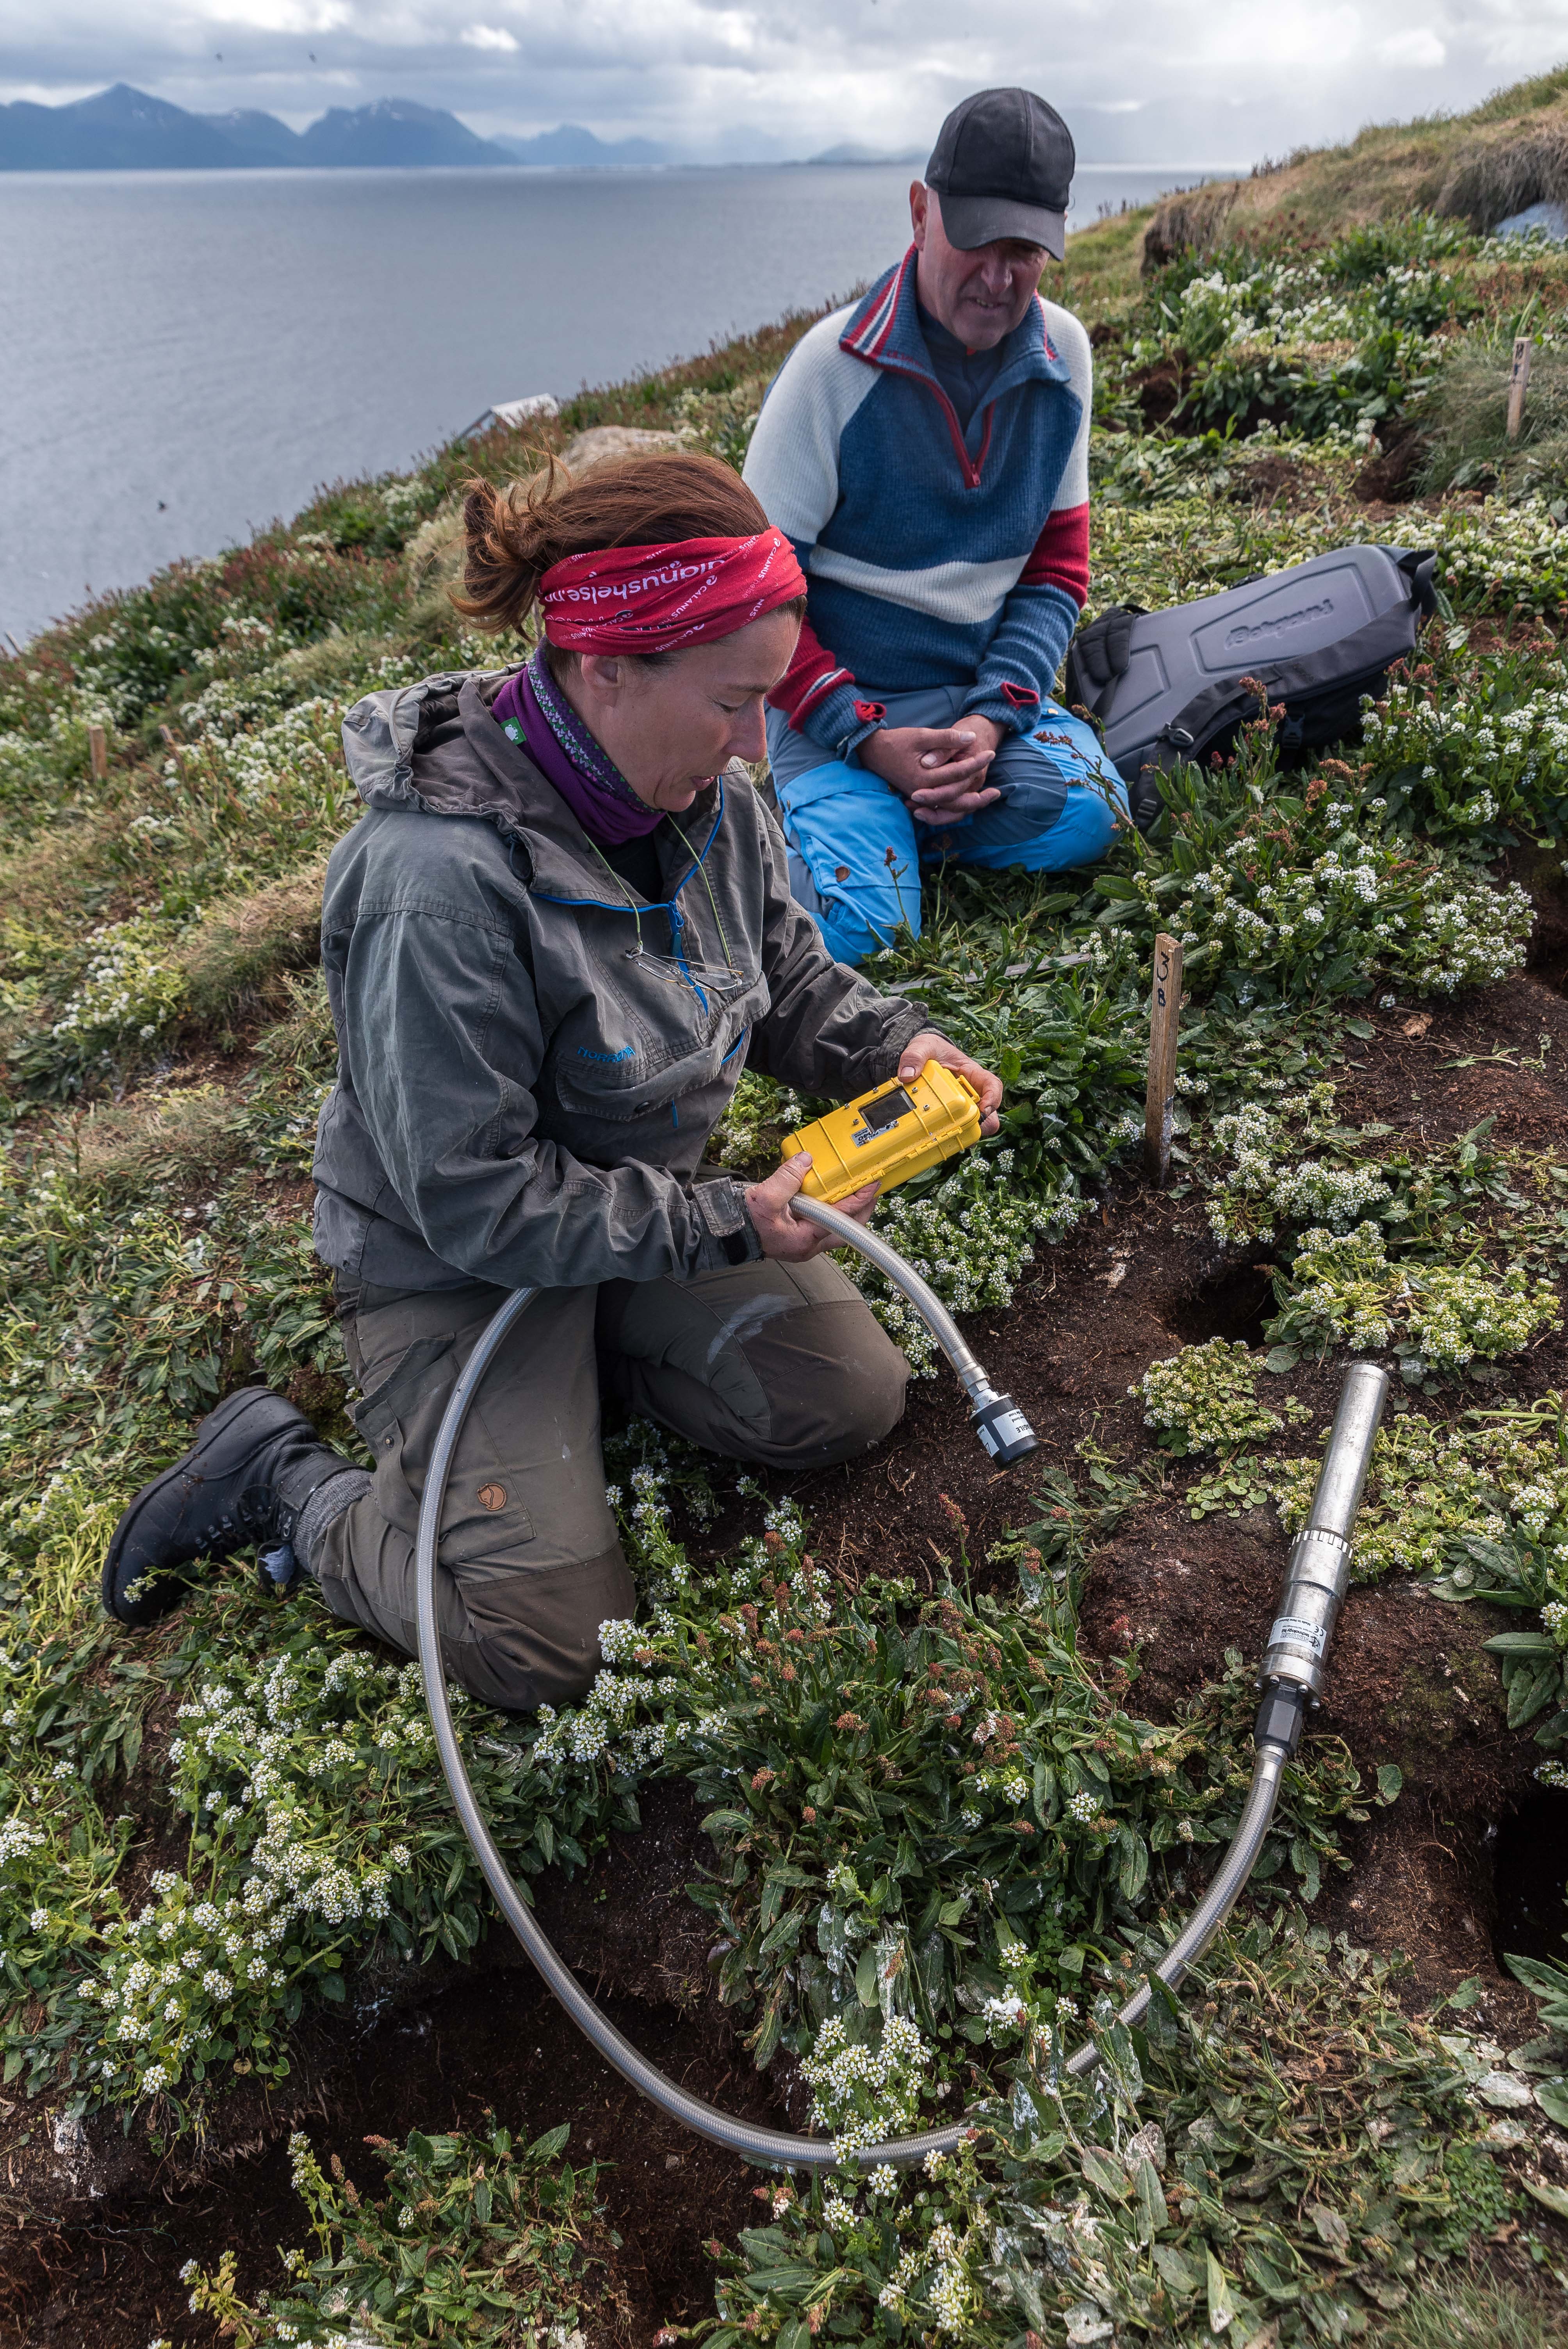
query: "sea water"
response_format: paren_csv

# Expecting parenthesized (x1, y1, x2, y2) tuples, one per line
(0, 161, 1217, 644)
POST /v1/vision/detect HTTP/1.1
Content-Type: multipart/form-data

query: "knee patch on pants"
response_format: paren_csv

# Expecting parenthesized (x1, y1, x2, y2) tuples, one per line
(455, 1546, 638, 1712)
(601, 1256, 909, 1469)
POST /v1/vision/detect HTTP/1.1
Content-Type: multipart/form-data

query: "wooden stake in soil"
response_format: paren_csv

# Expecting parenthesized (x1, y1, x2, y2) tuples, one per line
(1507, 335, 1533, 442)
(87, 725, 107, 781)
(1144, 932, 1183, 1184)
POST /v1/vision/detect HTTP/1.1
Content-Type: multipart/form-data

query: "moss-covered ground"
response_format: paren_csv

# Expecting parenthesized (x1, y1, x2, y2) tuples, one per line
(13, 65, 1568, 2349)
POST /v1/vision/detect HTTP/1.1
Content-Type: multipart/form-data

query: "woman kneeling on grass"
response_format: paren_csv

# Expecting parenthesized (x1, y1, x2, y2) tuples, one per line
(103, 452, 1002, 1711)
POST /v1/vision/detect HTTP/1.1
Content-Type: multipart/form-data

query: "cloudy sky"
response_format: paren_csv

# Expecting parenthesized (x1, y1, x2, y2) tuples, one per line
(3, 0, 1568, 164)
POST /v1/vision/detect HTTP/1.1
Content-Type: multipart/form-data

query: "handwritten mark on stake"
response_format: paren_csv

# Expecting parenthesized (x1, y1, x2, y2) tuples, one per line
(1144, 932, 1183, 1185)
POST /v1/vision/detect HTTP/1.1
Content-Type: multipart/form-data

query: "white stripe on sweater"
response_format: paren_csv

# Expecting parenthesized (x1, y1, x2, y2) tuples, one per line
(1040, 299, 1092, 512)
(743, 301, 875, 545)
(806, 545, 1026, 626)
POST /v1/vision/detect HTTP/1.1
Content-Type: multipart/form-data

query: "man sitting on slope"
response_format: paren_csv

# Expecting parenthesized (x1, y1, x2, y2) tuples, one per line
(743, 86, 1125, 966)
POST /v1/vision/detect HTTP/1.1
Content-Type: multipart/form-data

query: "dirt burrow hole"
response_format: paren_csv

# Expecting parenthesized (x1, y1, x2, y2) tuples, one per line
(1160, 1257, 1279, 1350)
(1491, 1786, 1568, 1974)
(2, 1964, 771, 2349)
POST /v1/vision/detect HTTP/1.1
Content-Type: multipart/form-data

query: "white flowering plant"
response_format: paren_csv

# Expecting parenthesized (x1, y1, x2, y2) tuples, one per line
(0, 703, 105, 830)
(868, 872, 1147, 1187)
(1269, 1219, 1559, 1378)
(180, 640, 425, 746)
(1201, 1084, 1388, 1246)
(0, 1322, 623, 2123)
(1197, 1083, 1516, 1253)
(1135, 1339, 1310, 1456)
(66, 533, 405, 730)
(853, 1172, 1071, 1374)
(800, 2011, 932, 2160)
(1359, 646, 1568, 851)
(1188, 1088, 1553, 1388)
(76, 1595, 629, 2115)
(1126, 218, 1475, 442)
(183, 2118, 603, 2347)
(1414, 493, 1568, 622)
(1097, 700, 1533, 1001)
(35, 912, 191, 1077)
(707, 1068, 812, 1176)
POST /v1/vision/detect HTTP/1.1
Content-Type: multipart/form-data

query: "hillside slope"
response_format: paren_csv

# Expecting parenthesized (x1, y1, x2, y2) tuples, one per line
(6, 90, 1568, 2349)
(1145, 62, 1568, 261)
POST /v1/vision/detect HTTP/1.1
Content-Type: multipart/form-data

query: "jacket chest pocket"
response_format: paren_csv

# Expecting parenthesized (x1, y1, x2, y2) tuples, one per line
(553, 956, 768, 1122)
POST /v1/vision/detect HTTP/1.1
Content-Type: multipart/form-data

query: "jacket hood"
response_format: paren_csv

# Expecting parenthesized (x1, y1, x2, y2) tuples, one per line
(339, 668, 719, 905)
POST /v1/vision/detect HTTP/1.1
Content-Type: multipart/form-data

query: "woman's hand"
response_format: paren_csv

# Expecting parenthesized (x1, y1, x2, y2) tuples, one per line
(899, 1030, 1004, 1135)
(745, 1155, 880, 1260)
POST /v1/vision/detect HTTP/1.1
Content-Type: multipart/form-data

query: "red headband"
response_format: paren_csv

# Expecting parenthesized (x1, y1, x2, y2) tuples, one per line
(538, 528, 805, 654)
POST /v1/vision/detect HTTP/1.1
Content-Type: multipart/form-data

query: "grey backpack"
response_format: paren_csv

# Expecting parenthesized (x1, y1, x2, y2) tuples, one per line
(1064, 543, 1438, 830)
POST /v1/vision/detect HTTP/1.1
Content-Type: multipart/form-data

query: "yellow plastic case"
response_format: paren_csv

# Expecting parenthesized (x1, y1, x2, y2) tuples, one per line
(782, 1059, 983, 1203)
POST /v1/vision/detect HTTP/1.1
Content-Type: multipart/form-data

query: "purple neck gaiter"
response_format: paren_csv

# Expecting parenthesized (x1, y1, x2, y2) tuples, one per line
(492, 653, 665, 847)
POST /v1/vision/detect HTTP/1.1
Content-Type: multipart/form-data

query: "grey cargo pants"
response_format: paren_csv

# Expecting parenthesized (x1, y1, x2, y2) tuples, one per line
(314, 1255, 908, 1713)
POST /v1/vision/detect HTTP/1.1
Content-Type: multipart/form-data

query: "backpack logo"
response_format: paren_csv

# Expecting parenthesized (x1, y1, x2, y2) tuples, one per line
(1223, 595, 1333, 650)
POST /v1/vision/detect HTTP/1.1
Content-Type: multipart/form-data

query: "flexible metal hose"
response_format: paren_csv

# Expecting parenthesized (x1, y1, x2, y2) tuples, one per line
(1064, 1742, 1288, 2076)
(787, 1198, 989, 1398)
(789, 1195, 1038, 1464)
(412, 1220, 1385, 2163)
(412, 1274, 971, 2168)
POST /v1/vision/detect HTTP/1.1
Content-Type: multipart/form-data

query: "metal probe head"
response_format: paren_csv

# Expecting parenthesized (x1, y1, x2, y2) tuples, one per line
(788, 1191, 1039, 1466)
(968, 1384, 1039, 1466)
(1070, 1359, 1393, 2084)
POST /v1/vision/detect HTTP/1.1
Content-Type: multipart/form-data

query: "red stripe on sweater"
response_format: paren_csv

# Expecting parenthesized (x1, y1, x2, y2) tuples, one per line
(1020, 502, 1090, 607)
(767, 613, 855, 727)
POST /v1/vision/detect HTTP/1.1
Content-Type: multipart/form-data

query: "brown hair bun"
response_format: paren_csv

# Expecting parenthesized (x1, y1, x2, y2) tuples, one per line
(453, 450, 788, 640)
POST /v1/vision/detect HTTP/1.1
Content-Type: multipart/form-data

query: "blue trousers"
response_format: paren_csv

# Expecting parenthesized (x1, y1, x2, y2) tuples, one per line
(765, 686, 1126, 966)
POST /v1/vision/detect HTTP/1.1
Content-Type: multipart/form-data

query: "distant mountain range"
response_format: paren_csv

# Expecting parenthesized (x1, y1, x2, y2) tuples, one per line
(495, 125, 668, 168)
(807, 142, 925, 166)
(0, 83, 673, 171)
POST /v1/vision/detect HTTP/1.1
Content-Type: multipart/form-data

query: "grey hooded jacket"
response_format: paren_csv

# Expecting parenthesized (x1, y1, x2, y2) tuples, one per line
(311, 669, 929, 1292)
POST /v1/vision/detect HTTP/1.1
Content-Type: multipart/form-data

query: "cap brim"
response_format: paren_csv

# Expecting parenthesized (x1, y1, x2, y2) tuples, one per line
(936, 189, 1066, 262)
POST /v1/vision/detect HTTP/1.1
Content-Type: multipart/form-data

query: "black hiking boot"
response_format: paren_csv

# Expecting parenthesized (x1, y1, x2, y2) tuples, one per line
(102, 1386, 353, 1628)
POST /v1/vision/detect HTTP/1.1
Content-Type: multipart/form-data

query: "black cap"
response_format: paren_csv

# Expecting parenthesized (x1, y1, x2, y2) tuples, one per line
(925, 87, 1074, 262)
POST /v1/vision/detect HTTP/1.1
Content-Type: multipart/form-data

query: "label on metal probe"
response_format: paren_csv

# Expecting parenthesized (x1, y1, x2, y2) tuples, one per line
(1266, 1614, 1327, 1658)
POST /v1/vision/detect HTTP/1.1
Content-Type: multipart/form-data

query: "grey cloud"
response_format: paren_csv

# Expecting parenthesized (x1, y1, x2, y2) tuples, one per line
(2, 0, 1567, 161)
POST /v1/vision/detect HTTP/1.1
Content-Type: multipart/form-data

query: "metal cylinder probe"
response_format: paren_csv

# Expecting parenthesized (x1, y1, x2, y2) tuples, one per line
(1258, 1359, 1388, 1703)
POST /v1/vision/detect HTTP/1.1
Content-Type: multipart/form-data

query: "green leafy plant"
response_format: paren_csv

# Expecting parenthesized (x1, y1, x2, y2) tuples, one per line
(705, 1916, 1512, 2349)
(542, 1490, 1381, 2081)
(185, 2119, 604, 2346)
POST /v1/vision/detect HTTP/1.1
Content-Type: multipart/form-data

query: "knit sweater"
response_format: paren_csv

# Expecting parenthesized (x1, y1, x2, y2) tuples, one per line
(742, 246, 1092, 759)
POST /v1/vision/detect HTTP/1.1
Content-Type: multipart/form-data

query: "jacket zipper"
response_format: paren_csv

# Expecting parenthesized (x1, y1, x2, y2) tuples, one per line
(920, 376, 986, 488)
